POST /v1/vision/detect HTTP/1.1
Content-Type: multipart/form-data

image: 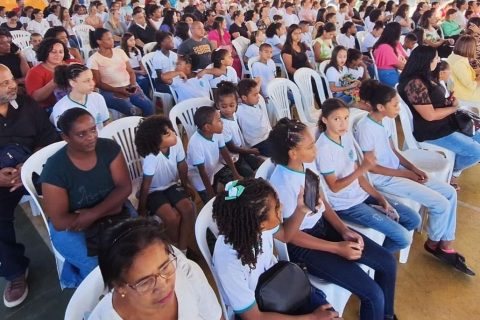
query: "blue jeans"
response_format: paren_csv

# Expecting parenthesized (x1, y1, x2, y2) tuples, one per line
(48, 222, 98, 288)
(333, 92, 354, 104)
(377, 69, 399, 87)
(136, 74, 150, 97)
(100, 89, 154, 117)
(374, 176, 457, 242)
(288, 219, 397, 320)
(336, 196, 421, 252)
(426, 131, 480, 173)
(0, 187, 29, 281)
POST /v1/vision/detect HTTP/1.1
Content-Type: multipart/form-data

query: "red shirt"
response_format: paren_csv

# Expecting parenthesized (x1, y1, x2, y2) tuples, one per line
(25, 64, 56, 109)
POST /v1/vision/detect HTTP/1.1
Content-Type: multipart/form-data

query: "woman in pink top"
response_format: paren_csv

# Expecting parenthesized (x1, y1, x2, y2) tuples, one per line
(372, 22, 407, 87)
(208, 16, 242, 76)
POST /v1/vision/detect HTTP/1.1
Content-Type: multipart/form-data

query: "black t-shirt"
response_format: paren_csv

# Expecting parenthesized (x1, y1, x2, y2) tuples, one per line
(0, 22, 23, 31)
(0, 53, 22, 79)
(283, 46, 309, 80)
(398, 78, 458, 142)
(128, 23, 156, 45)
(229, 23, 249, 39)
(0, 95, 58, 151)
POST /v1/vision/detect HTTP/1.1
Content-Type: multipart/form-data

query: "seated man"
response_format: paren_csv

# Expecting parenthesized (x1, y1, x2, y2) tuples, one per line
(0, 63, 57, 308)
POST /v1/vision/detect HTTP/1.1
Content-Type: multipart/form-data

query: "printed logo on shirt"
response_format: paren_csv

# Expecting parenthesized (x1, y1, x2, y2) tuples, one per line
(193, 44, 212, 55)
(348, 149, 355, 161)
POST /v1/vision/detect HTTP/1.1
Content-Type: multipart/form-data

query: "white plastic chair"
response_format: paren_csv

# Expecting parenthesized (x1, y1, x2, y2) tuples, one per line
(195, 198, 235, 320)
(20, 141, 67, 287)
(141, 52, 174, 116)
(294, 67, 327, 123)
(142, 41, 157, 54)
(64, 266, 106, 320)
(356, 30, 367, 49)
(247, 56, 260, 74)
(10, 30, 31, 50)
(231, 36, 251, 78)
(169, 97, 214, 139)
(73, 24, 95, 59)
(369, 49, 380, 80)
(99, 116, 143, 209)
(266, 78, 312, 125)
(318, 59, 330, 75)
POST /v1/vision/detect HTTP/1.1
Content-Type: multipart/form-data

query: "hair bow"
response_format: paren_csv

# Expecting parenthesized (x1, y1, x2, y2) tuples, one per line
(224, 180, 245, 200)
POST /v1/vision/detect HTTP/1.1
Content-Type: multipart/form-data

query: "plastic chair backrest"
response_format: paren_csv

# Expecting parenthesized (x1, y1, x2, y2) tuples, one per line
(254, 158, 276, 179)
(143, 41, 157, 54)
(195, 198, 233, 320)
(266, 78, 309, 124)
(349, 108, 368, 134)
(10, 30, 31, 50)
(294, 67, 327, 122)
(318, 59, 330, 75)
(356, 30, 367, 48)
(169, 97, 214, 139)
(20, 141, 67, 284)
(397, 95, 421, 150)
(247, 56, 260, 74)
(399, 35, 406, 45)
(232, 36, 250, 77)
(369, 49, 380, 80)
(73, 24, 94, 49)
(141, 52, 160, 97)
(64, 267, 106, 320)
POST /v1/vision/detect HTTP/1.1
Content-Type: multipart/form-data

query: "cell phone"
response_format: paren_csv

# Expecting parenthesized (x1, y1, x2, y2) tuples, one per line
(126, 85, 136, 93)
(304, 169, 320, 213)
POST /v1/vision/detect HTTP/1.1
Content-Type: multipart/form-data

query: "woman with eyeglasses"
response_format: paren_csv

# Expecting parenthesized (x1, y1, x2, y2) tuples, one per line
(89, 218, 223, 320)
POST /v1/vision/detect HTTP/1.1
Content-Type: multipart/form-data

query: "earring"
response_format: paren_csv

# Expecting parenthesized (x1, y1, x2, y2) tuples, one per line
(121, 292, 126, 298)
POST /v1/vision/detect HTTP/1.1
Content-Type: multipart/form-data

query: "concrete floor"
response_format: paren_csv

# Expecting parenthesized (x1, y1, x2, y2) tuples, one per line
(1, 158, 479, 320)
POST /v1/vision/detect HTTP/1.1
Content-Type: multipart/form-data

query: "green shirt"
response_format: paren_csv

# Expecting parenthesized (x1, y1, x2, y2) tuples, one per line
(441, 21, 462, 37)
(40, 138, 121, 213)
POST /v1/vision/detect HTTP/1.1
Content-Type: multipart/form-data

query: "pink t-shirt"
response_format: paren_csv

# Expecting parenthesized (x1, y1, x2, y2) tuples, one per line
(208, 29, 232, 49)
(87, 48, 131, 88)
(373, 43, 407, 70)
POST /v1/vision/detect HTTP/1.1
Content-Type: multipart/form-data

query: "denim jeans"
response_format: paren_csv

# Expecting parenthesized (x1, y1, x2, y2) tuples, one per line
(377, 69, 399, 88)
(374, 176, 457, 242)
(0, 187, 30, 281)
(426, 131, 480, 173)
(336, 196, 421, 252)
(48, 222, 98, 288)
(288, 219, 397, 320)
(100, 89, 154, 117)
(136, 74, 150, 97)
(333, 92, 354, 104)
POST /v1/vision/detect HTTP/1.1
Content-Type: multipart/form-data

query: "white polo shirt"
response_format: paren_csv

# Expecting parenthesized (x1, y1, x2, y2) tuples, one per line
(151, 50, 178, 79)
(213, 230, 277, 314)
(171, 76, 211, 102)
(207, 66, 238, 89)
(236, 103, 272, 147)
(50, 92, 110, 130)
(265, 35, 282, 57)
(284, 12, 300, 27)
(269, 163, 324, 230)
(187, 131, 226, 191)
(315, 132, 369, 211)
(361, 33, 378, 53)
(244, 44, 260, 61)
(337, 33, 356, 50)
(354, 115, 400, 185)
(251, 60, 276, 97)
(143, 139, 185, 192)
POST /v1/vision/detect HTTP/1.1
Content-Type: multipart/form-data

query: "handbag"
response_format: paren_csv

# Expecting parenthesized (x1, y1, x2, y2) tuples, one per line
(455, 109, 480, 137)
(0, 143, 31, 169)
(255, 261, 311, 315)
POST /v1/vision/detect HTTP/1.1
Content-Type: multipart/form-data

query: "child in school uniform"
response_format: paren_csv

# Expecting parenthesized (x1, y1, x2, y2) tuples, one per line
(187, 106, 242, 203)
(215, 81, 264, 178)
(197, 48, 238, 90)
(251, 43, 277, 98)
(135, 116, 196, 254)
(236, 78, 273, 157)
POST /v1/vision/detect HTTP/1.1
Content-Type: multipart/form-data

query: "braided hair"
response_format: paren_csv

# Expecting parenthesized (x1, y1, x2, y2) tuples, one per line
(268, 118, 307, 166)
(134, 115, 175, 157)
(213, 178, 279, 269)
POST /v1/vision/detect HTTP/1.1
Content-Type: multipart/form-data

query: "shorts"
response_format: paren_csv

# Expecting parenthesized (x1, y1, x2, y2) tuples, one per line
(146, 184, 188, 214)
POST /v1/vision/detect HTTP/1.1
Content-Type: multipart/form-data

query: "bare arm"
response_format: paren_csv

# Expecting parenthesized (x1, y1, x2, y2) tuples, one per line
(225, 141, 260, 156)
(31, 79, 56, 102)
(197, 164, 215, 199)
(412, 103, 457, 121)
(137, 175, 152, 216)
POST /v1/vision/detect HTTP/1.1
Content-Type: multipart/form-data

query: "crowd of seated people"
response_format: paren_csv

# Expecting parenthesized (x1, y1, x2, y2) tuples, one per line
(1, 0, 480, 319)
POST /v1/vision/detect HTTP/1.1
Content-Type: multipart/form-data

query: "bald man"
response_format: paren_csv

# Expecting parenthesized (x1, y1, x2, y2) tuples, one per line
(0, 64, 57, 308)
(177, 21, 212, 70)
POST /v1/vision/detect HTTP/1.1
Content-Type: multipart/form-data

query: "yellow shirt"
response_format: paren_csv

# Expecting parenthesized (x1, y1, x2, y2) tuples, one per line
(446, 53, 480, 102)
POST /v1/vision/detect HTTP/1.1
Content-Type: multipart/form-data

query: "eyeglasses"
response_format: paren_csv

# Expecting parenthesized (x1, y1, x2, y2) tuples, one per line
(125, 254, 177, 294)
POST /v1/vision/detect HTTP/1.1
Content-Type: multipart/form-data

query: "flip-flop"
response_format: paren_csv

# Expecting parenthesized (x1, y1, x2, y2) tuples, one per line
(424, 242, 475, 276)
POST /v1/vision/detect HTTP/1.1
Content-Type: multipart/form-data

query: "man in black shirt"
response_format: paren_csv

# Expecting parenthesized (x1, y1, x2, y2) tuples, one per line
(0, 64, 57, 308)
(127, 7, 156, 50)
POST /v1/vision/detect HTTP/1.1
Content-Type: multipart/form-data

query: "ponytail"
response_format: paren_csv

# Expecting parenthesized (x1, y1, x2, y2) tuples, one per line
(54, 64, 89, 89)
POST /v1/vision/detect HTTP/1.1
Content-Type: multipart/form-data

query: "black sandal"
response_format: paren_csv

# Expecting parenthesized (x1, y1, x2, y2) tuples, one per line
(424, 242, 475, 276)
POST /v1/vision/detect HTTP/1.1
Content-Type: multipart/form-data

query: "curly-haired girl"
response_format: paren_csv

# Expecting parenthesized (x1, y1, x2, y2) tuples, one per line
(135, 115, 195, 253)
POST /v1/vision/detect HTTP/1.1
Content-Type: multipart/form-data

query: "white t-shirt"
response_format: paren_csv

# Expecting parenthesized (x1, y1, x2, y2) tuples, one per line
(207, 66, 238, 89)
(345, 66, 364, 80)
(72, 14, 87, 25)
(187, 131, 226, 191)
(87, 48, 131, 87)
(364, 16, 374, 33)
(269, 163, 324, 230)
(89, 250, 222, 320)
(325, 66, 348, 87)
(265, 35, 282, 57)
(151, 50, 178, 79)
(171, 76, 211, 102)
(336, 12, 351, 28)
(284, 12, 300, 26)
(236, 103, 272, 147)
(315, 132, 369, 211)
(26, 19, 51, 36)
(213, 230, 277, 314)
(143, 139, 186, 192)
(221, 114, 245, 159)
(244, 44, 260, 60)
(337, 33, 356, 49)
(251, 60, 276, 97)
(127, 50, 142, 69)
(354, 115, 400, 185)
(50, 92, 110, 129)
(19, 16, 31, 25)
(22, 47, 39, 67)
(361, 33, 378, 53)
(47, 14, 62, 26)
